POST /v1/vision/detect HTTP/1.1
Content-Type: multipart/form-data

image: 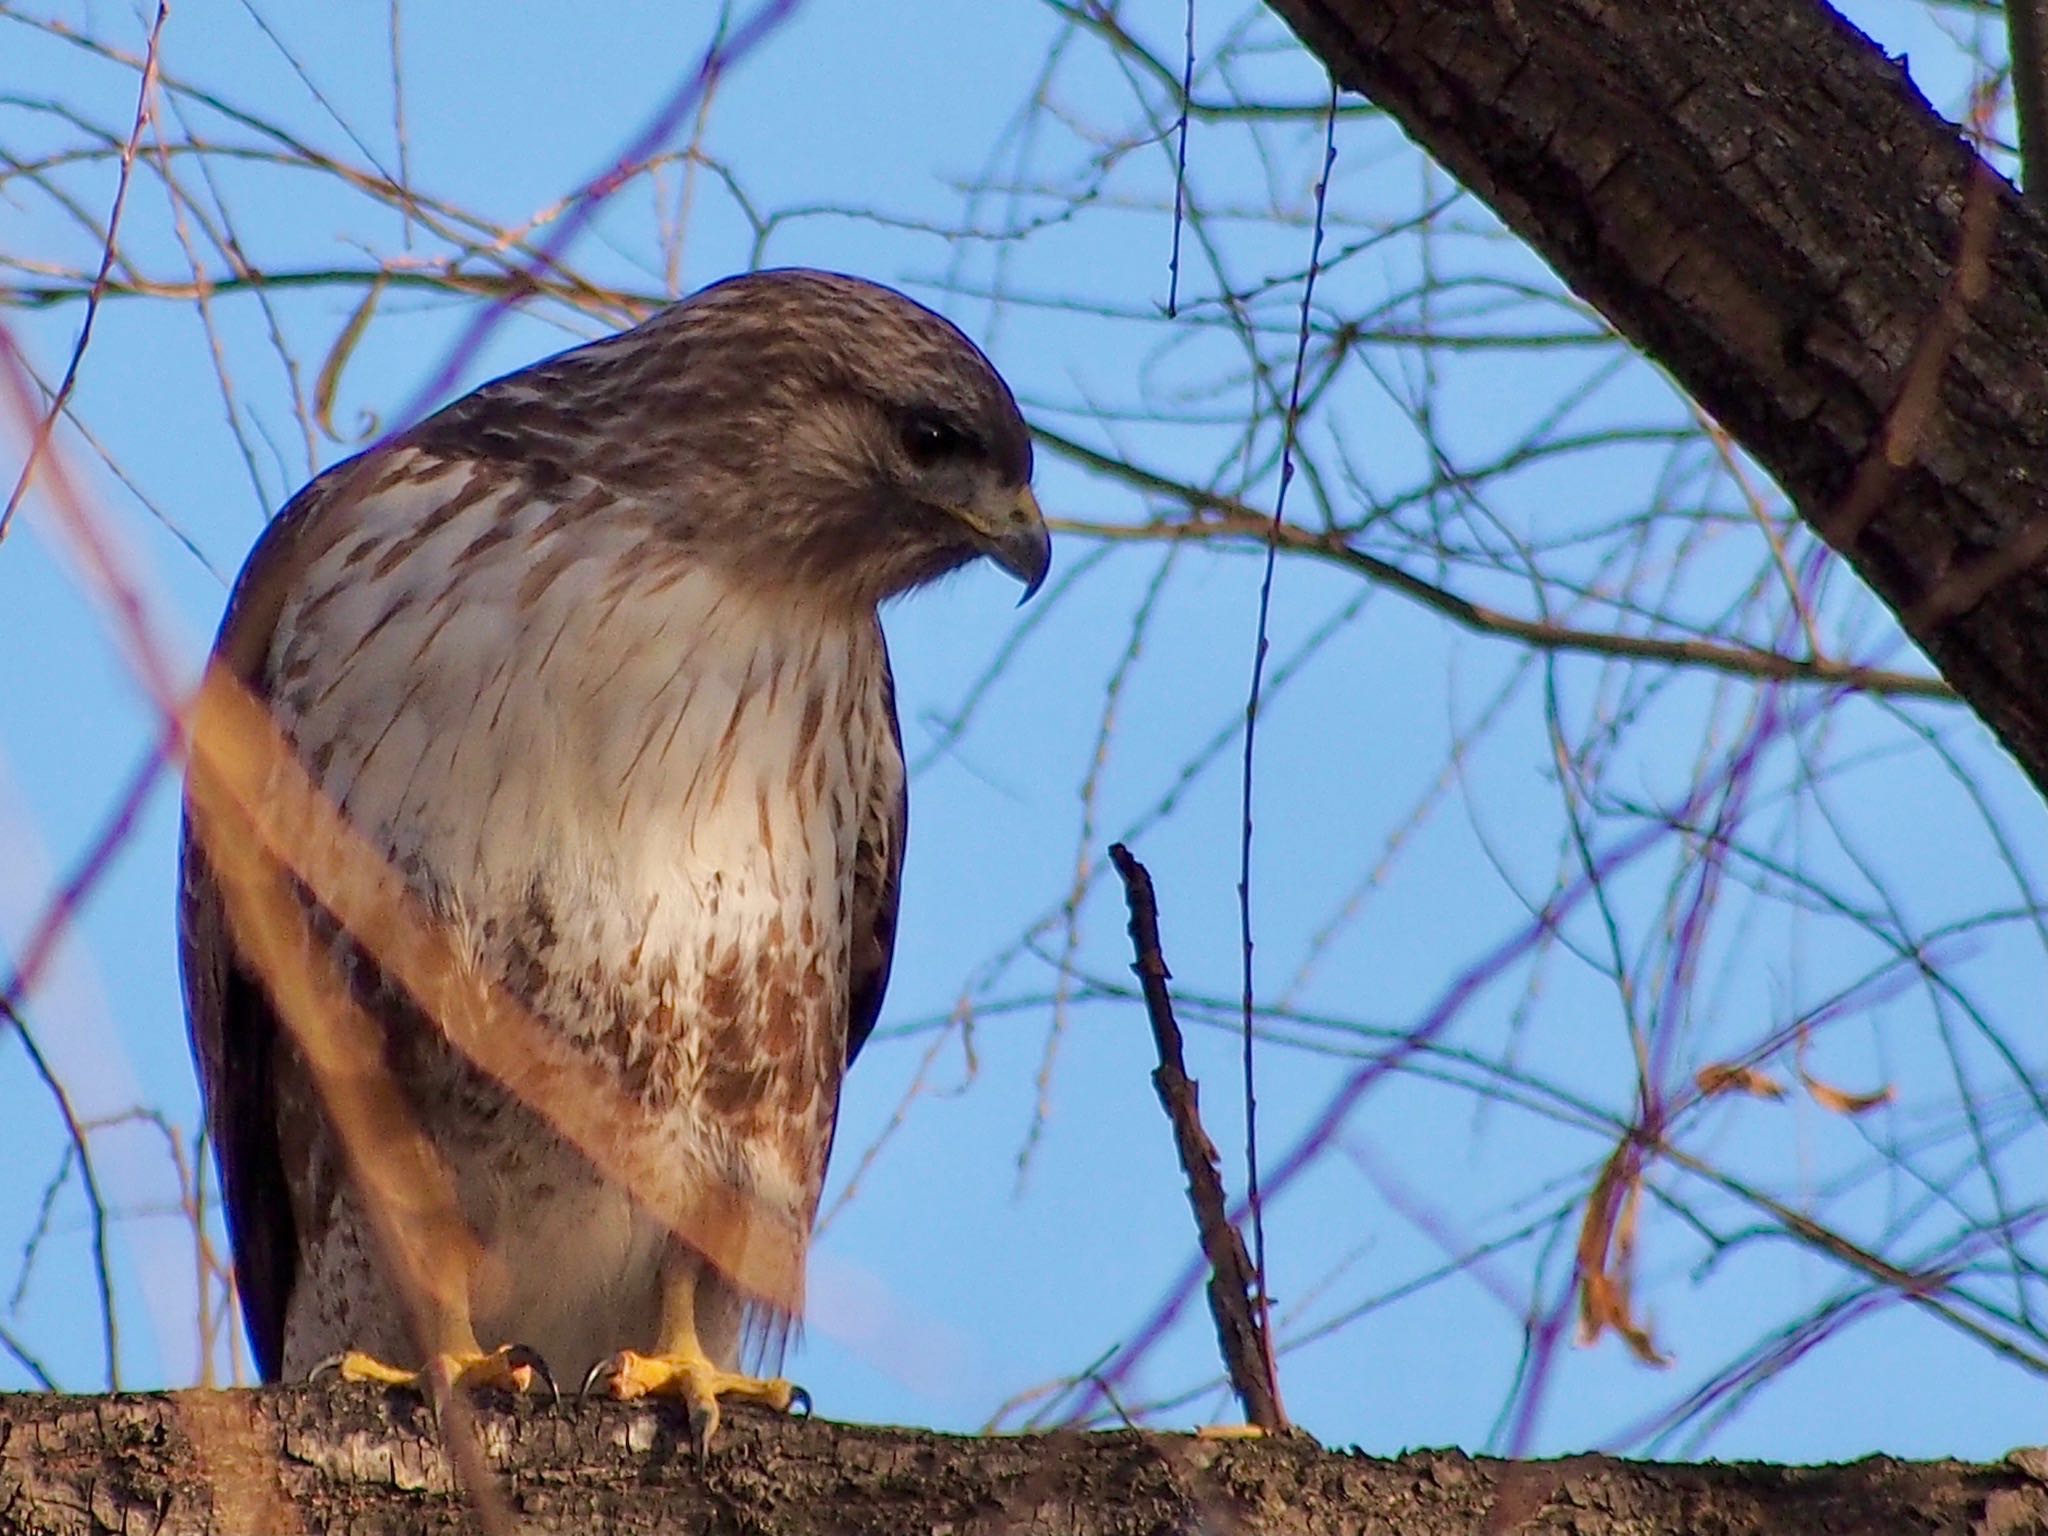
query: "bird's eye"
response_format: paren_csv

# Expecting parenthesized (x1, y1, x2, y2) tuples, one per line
(899, 413, 977, 466)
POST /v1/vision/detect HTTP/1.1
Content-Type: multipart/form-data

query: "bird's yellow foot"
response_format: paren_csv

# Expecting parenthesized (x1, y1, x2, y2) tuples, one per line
(581, 1348, 810, 1454)
(311, 1343, 557, 1403)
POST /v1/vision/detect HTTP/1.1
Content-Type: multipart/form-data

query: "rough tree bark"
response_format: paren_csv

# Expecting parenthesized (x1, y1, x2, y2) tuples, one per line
(1264, 0, 2048, 798)
(0, 1386, 2040, 1535)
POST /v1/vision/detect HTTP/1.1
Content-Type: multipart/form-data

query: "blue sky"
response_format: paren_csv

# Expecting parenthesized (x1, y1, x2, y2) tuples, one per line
(1, 0, 2041, 1460)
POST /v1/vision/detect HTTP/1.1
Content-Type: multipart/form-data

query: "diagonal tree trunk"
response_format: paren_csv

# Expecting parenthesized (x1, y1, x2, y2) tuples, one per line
(1263, 0, 2048, 797)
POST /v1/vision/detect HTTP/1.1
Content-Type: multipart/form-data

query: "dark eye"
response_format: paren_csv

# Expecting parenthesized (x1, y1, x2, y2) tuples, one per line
(899, 413, 978, 466)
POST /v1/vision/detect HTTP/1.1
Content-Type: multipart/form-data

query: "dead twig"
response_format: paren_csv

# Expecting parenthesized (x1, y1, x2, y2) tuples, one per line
(1108, 841, 1287, 1435)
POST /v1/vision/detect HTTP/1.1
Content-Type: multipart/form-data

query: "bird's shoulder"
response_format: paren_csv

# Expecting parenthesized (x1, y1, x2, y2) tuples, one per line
(210, 445, 467, 684)
(214, 437, 640, 695)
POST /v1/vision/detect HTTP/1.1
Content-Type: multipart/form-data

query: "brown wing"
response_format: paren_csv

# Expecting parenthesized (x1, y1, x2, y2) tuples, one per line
(179, 455, 377, 1382)
(844, 652, 905, 1067)
(179, 817, 296, 1380)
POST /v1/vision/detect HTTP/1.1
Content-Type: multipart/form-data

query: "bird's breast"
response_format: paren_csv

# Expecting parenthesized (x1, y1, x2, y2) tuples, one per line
(269, 467, 893, 1211)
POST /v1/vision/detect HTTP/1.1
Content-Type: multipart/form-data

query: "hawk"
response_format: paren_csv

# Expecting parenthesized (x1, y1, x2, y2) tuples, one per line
(180, 269, 1047, 1443)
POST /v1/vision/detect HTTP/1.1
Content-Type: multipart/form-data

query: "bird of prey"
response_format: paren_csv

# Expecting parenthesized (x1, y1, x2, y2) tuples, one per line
(180, 269, 1048, 1444)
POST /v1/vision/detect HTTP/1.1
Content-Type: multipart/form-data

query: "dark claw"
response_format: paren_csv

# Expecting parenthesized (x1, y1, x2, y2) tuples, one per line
(579, 1357, 617, 1401)
(504, 1343, 559, 1405)
(787, 1384, 813, 1419)
(306, 1353, 347, 1384)
(424, 1371, 455, 1431)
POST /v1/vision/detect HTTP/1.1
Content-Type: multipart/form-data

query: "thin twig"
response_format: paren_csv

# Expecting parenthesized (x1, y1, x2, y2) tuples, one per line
(1166, 0, 1193, 315)
(0, 998, 119, 1388)
(0, 0, 168, 544)
(1036, 434, 1956, 702)
(1233, 76, 1338, 1435)
(379, 0, 802, 438)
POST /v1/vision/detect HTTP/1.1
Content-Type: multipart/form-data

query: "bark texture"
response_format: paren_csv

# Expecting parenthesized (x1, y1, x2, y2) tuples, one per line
(1263, 0, 2048, 795)
(0, 1386, 2040, 1535)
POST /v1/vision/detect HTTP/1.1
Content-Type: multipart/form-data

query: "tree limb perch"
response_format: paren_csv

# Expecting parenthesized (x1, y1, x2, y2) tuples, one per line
(0, 1386, 2035, 1535)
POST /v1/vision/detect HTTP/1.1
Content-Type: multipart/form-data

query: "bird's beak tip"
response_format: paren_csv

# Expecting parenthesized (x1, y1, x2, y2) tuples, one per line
(990, 487, 1050, 603)
(1013, 546, 1049, 605)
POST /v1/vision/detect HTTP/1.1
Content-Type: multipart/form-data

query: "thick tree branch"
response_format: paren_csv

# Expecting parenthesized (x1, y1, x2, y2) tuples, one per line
(1262, 0, 2048, 794)
(0, 1387, 2037, 1535)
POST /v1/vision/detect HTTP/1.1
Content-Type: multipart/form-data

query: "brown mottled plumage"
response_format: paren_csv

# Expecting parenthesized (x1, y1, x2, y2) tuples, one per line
(180, 270, 1047, 1413)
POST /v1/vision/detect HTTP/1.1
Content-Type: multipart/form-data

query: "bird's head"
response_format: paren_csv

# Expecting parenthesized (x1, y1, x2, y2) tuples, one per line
(446, 269, 1050, 611)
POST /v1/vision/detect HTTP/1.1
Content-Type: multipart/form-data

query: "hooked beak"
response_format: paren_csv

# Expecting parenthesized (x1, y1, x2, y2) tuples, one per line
(979, 484, 1051, 602)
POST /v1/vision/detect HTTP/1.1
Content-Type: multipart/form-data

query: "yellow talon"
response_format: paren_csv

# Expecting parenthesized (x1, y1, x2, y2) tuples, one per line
(582, 1347, 805, 1453)
(314, 1343, 555, 1401)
